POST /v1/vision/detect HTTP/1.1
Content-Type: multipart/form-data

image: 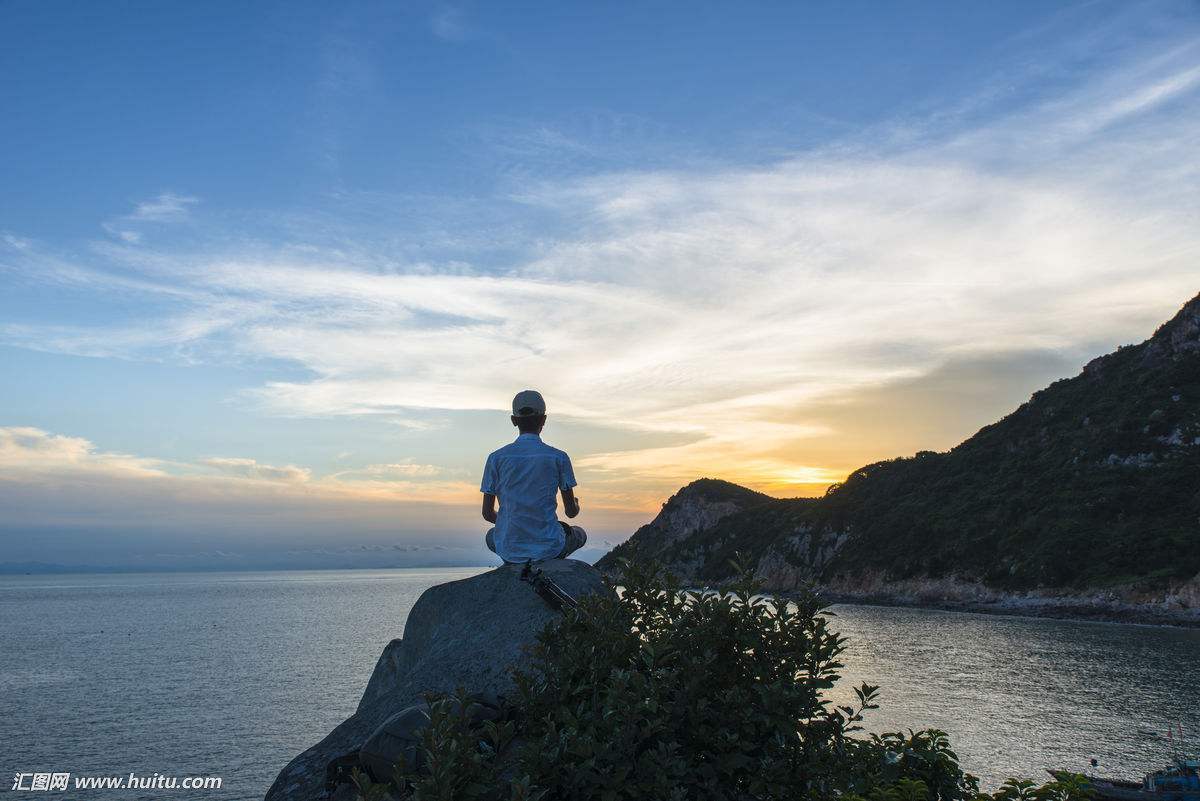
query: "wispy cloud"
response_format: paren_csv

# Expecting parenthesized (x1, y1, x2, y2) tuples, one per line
(331, 461, 463, 481)
(200, 457, 312, 483)
(4, 19, 1199, 506)
(102, 192, 199, 244)
(0, 427, 468, 501)
(129, 192, 199, 222)
(3, 233, 31, 250)
(0, 427, 164, 477)
(430, 6, 468, 42)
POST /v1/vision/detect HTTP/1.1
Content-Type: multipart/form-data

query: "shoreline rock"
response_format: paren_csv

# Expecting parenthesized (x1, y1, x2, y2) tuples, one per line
(265, 559, 609, 801)
(802, 576, 1200, 628)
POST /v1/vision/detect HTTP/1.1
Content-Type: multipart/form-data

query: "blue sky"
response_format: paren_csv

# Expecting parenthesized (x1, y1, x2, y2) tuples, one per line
(2, 0, 1199, 570)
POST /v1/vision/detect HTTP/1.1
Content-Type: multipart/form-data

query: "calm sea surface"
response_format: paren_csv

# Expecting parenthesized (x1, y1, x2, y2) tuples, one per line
(1, 569, 1197, 799)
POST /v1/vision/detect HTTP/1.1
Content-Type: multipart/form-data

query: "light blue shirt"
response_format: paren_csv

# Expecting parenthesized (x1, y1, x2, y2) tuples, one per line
(480, 433, 577, 562)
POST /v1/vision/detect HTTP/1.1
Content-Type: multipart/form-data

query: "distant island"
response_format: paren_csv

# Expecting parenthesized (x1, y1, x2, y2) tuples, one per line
(599, 292, 1200, 626)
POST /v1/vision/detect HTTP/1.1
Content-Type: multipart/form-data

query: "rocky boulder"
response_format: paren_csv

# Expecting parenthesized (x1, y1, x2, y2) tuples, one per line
(265, 560, 610, 801)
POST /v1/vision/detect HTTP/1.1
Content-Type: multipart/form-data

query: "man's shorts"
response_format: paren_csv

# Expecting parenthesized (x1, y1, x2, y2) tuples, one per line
(485, 522, 587, 563)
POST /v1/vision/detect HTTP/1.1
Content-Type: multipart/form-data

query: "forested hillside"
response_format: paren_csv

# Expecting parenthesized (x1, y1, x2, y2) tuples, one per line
(599, 293, 1200, 611)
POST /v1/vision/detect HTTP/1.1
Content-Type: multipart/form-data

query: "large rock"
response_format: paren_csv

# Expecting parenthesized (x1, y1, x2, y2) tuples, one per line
(265, 560, 609, 801)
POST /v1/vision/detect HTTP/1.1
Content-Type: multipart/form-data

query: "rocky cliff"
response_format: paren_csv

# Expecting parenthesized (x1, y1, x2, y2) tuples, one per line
(598, 292, 1200, 625)
(266, 560, 609, 801)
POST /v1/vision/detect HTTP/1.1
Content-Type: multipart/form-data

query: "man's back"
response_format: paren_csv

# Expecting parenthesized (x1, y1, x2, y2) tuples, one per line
(481, 433, 576, 562)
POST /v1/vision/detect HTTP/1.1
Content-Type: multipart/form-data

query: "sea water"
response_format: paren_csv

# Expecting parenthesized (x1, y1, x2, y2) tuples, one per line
(1, 569, 1197, 799)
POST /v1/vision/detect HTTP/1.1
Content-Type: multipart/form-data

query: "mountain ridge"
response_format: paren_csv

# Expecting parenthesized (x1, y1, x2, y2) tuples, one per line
(597, 292, 1200, 624)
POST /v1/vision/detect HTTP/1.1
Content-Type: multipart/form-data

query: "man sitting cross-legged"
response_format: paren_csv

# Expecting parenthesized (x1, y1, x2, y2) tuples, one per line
(480, 389, 586, 563)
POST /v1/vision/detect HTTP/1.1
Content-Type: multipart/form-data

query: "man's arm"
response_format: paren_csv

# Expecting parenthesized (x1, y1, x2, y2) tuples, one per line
(558, 451, 580, 518)
(480, 451, 498, 523)
(561, 487, 580, 518)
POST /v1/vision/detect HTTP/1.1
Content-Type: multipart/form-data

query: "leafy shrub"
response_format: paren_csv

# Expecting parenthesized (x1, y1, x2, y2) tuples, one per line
(354, 560, 1090, 801)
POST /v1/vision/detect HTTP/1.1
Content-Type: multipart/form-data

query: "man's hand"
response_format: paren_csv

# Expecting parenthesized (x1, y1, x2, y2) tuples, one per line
(481, 493, 498, 524)
(562, 488, 581, 518)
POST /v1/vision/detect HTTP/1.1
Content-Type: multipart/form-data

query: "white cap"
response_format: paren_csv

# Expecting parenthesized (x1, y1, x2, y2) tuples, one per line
(511, 389, 546, 417)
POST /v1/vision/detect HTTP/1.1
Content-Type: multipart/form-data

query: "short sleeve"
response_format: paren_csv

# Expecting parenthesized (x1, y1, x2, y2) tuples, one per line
(557, 452, 577, 490)
(480, 453, 498, 494)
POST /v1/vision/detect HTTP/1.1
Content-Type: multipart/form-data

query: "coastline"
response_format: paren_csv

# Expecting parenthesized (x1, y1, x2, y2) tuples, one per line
(811, 589, 1200, 628)
(740, 565, 1200, 629)
(610, 564, 1200, 628)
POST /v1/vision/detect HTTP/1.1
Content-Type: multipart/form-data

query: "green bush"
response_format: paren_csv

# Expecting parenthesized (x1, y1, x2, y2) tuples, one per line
(354, 560, 1090, 801)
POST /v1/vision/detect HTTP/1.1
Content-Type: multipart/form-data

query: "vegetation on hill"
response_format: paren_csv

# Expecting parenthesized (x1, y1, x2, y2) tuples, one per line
(353, 562, 1089, 801)
(599, 293, 1200, 595)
